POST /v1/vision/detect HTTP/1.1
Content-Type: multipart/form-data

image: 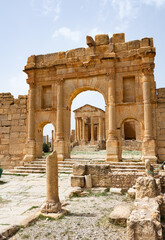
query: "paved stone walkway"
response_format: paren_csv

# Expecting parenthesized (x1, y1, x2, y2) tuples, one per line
(0, 173, 71, 233)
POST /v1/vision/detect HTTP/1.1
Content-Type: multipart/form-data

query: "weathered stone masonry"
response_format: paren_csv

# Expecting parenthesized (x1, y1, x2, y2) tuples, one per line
(0, 33, 165, 169)
(0, 93, 27, 169)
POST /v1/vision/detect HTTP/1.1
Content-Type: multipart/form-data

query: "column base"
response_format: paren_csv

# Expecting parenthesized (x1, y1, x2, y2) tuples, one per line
(142, 139, 157, 164)
(90, 140, 95, 145)
(106, 139, 120, 162)
(41, 201, 61, 213)
(23, 140, 36, 163)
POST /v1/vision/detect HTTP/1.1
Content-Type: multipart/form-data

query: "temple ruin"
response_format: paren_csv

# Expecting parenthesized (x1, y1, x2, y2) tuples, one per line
(74, 104, 105, 147)
(0, 33, 165, 169)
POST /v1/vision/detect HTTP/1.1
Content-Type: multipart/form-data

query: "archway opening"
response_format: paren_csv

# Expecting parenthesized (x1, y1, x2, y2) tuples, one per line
(36, 122, 55, 158)
(70, 90, 106, 159)
(43, 123, 55, 154)
(121, 119, 142, 161)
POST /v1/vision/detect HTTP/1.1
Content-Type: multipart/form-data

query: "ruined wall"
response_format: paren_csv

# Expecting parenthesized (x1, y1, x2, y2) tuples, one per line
(0, 93, 28, 169)
(156, 88, 165, 162)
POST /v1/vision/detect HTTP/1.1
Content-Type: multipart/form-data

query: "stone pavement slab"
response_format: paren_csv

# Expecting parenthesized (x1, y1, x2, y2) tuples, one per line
(0, 173, 71, 233)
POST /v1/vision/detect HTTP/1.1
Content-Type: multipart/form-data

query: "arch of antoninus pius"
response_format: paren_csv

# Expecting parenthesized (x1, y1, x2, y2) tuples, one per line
(1, 33, 165, 169)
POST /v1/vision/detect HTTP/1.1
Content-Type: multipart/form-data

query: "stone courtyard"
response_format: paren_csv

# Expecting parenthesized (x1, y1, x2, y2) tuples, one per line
(0, 171, 132, 240)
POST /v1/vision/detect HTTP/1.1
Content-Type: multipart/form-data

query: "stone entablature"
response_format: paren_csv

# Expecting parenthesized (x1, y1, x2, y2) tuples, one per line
(74, 104, 105, 146)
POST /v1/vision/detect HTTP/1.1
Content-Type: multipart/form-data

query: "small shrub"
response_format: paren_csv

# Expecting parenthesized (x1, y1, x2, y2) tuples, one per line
(43, 143, 49, 153)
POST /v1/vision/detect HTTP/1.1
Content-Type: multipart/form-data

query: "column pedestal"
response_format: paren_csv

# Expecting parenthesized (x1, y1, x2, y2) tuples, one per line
(106, 139, 120, 162)
(141, 139, 157, 164)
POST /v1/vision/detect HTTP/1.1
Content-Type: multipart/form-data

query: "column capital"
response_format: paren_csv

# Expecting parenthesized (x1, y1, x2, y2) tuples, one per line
(141, 63, 154, 76)
(56, 77, 65, 85)
(106, 69, 115, 80)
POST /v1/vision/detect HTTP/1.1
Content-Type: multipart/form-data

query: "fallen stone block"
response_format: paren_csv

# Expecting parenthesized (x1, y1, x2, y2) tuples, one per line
(109, 203, 133, 227)
(73, 164, 86, 176)
(127, 197, 162, 240)
(128, 188, 136, 199)
(110, 188, 123, 194)
(136, 177, 159, 199)
(70, 175, 85, 188)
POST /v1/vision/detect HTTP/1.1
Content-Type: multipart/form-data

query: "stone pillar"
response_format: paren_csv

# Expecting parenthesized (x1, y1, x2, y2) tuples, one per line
(106, 71, 120, 162)
(55, 79, 65, 161)
(51, 130, 54, 152)
(141, 66, 157, 163)
(23, 73, 36, 163)
(82, 118, 86, 145)
(75, 117, 78, 142)
(90, 117, 94, 145)
(99, 117, 103, 141)
(46, 135, 49, 144)
(41, 151, 61, 213)
(77, 118, 80, 141)
(79, 118, 82, 143)
(56, 80, 64, 141)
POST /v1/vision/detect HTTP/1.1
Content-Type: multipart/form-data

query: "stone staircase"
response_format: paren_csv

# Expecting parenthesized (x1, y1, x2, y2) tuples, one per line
(9, 157, 151, 175)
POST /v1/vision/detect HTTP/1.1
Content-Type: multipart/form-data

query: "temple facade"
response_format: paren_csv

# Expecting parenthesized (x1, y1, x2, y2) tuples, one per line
(74, 104, 106, 146)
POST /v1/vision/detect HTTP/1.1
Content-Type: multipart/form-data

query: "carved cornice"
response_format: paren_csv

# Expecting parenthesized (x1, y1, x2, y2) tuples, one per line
(26, 70, 35, 87)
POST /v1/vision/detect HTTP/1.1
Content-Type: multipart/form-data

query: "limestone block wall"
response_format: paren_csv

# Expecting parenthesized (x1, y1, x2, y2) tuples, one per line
(0, 93, 28, 169)
(156, 88, 165, 162)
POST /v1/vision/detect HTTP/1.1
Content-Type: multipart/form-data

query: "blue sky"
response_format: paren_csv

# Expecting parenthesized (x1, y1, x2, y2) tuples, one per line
(0, 0, 165, 133)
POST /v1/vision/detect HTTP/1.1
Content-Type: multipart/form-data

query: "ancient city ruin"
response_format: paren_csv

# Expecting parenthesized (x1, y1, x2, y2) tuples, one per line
(1, 33, 165, 239)
(1, 33, 165, 169)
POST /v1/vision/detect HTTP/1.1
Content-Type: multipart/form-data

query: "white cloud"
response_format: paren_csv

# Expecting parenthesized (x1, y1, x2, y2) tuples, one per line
(142, 0, 165, 7)
(112, 0, 139, 20)
(52, 27, 81, 43)
(31, 0, 61, 20)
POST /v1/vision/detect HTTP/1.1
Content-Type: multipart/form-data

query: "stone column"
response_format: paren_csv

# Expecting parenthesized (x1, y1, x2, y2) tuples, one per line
(55, 79, 65, 161)
(90, 117, 94, 145)
(41, 151, 61, 213)
(75, 117, 78, 142)
(23, 72, 36, 163)
(106, 71, 120, 162)
(99, 117, 103, 141)
(141, 66, 157, 163)
(77, 118, 80, 141)
(46, 135, 49, 144)
(142, 74, 153, 140)
(56, 80, 64, 141)
(51, 130, 54, 152)
(82, 118, 86, 145)
(79, 118, 82, 143)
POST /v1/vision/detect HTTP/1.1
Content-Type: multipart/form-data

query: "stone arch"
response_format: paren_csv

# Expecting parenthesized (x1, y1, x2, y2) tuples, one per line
(67, 86, 108, 108)
(65, 87, 107, 148)
(120, 118, 144, 140)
